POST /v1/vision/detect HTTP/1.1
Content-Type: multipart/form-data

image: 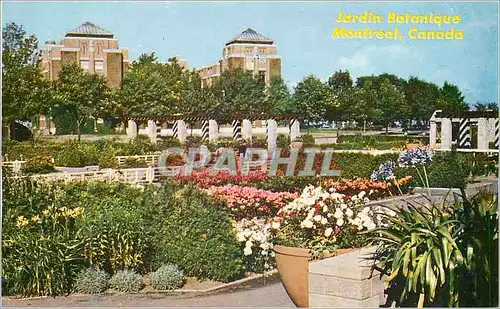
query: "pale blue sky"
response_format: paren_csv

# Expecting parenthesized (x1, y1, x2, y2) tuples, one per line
(2, 1, 499, 105)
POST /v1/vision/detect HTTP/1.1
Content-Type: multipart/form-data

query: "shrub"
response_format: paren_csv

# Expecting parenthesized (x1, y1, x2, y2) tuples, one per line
(98, 151, 119, 169)
(53, 142, 100, 167)
(301, 134, 315, 147)
(157, 136, 182, 149)
(150, 265, 184, 290)
(71, 182, 154, 274)
(21, 155, 56, 174)
(74, 268, 109, 294)
(151, 184, 245, 282)
(276, 134, 289, 148)
(121, 157, 149, 168)
(251, 136, 267, 148)
(109, 270, 144, 293)
(185, 135, 203, 149)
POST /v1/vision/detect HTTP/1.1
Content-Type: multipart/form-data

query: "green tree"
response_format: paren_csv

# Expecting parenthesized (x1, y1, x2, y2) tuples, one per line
(376, 78, 408, 134)
(436, 81, 468, 116)
(118, 52, 194, 116)
(327, 70, 353, 135)
(212, 68, 268, 117)
(2, 22, 52, 139)
(267, 76, 295, 115)
(293, 75, 336, 128)
(405, 77, 440, 125)
(54, 63, 110, 140)
(474, 102, 498, 113)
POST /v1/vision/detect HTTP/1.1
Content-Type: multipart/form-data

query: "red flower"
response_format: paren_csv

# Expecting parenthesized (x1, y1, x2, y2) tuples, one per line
(334, 226, 341, 234)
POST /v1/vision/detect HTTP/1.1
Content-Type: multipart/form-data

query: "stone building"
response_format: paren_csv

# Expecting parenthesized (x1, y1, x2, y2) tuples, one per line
(39, 22, 129, 88)
(197, 28, 281, 88)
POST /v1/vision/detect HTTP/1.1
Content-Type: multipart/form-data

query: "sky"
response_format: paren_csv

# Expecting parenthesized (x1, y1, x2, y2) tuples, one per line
(2, 1, 499, 105)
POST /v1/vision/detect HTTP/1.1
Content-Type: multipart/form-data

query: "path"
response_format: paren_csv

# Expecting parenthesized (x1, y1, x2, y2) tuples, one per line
(3, 276, 295, 308)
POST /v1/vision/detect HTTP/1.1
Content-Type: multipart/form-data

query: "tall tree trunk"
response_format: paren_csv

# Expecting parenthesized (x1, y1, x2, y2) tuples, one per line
(336, 121, 340, 138)
(385, 123, 389, 136)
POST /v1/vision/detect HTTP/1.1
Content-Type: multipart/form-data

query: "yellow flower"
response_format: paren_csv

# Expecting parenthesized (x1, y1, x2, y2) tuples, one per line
(31, 215, 41, 223)
(15, 216, 29, 228)
(42, 209, 50, 216)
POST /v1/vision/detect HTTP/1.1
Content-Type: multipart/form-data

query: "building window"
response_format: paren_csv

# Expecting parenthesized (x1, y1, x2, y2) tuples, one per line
(96, 44, 102, 55)
(80, 60, 89, 71)
(81, 44, 87, 55)
(95, 60, 104, 74)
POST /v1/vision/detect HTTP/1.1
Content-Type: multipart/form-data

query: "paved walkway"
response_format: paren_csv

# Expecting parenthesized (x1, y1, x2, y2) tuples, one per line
(3, 276, 295, 308)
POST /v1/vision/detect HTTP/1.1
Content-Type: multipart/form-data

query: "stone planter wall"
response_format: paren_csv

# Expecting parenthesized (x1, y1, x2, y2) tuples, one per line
(309, 246, 386, 308)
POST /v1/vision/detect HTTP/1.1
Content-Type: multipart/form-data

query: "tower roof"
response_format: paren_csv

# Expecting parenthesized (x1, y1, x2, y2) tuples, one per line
(226, 28, 273, 46)
(65, 22, 114, 38)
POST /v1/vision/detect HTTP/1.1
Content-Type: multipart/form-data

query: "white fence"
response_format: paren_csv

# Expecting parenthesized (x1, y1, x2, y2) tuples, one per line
(2, 160, 26, 173)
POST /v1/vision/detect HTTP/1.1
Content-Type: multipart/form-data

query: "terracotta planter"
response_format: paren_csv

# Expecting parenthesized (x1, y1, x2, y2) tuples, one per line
(274, 245, 310, 308)
(274, 245, 358, 308)
(291, 141, 303, 149)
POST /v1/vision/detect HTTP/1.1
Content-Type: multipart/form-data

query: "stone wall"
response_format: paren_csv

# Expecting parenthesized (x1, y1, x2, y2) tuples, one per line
(309, 246, 387, 307)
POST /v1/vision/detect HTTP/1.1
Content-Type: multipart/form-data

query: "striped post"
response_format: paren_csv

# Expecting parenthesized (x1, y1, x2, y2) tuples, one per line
(458, 118, 471, 148)
(495, 118, 499, 148)
(232, 120, 241, 140)
(201, 119, 209, 141)
(172, 121, 178, 138)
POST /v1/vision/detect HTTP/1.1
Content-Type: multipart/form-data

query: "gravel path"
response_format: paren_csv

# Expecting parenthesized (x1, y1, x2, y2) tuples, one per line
(3, 276, 295, 308)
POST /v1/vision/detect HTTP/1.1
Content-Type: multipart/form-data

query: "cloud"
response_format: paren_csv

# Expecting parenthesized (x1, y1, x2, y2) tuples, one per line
(337, 44, 412, 77)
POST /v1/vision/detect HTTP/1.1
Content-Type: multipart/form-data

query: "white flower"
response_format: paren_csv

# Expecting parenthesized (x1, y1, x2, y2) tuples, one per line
(324, 227, 333, 237)
(243, 246, 253, 256)
(336, 218, 344, 227)
(301, 220, 314, 228)
(271, 221, 280, 229)
(314, 215, 322, 222)
(334, 208, 343, 219)
(358, 191, 366, 199)
(340, 203, 348, 210)
(345, 208, 354, 218)
(321, 217, 328, 225)
(243, 229, 252, 237)
(245, 240, 253, 248)
(302, 197, 316, 206)
(236, 233, 246, 242)
(322, 205, 328, 213)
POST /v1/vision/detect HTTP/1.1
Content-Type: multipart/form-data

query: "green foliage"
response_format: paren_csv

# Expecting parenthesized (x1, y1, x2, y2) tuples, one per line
(70, 182, 153, 274)
(20, 155, 56, 174)
(157, 135, 182, 149)
(251, 136, 267, 148)
(396, 152, 470, 189)
(2, 177, 85, 296)
(53, 142, 100, 167)
(150, 265, 185, 290)
(276, 134, 289, 148)
(74, 268, 109, 294)
(151, 184, 245, 282)
(118, 52, 195, 116)
(426, 152, 469, 188)
(212, 68, 268, 116)
(293, 75, 336, 126)
(301, 134, 315, 147)
(54, 63, 111, 140)
(122, 157, 149, 168)
(109, 270, 144, 293)
(330, 152, 399, 179)
(185, 135, 203, 149)
(268, 76, 295, 115)
(2, 22, 52, 132)
(371, 192, 498, 307)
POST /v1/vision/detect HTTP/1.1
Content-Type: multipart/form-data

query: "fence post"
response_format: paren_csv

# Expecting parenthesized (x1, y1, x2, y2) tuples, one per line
(267, 119, 278, 155)
(209, 119, 218, 142)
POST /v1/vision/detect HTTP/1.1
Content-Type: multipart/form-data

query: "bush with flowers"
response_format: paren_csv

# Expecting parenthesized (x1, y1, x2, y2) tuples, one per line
(170, 170, 269, 188)
(272, 185, 379, 257)
(209, 185, 298, 220)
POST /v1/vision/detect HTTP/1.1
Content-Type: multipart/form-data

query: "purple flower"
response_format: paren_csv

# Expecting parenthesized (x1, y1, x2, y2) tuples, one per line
(371, 161, 396, 182)
(398, 147, 433, 167)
